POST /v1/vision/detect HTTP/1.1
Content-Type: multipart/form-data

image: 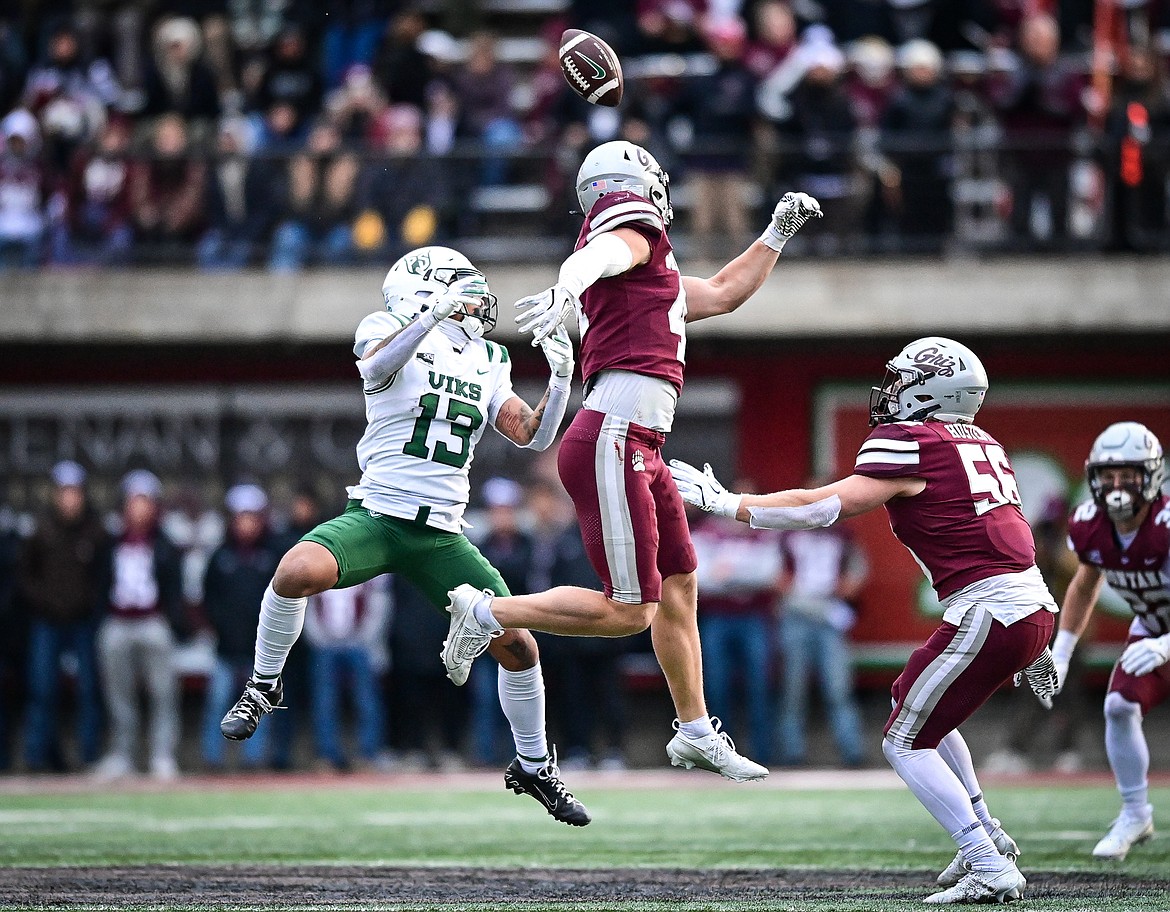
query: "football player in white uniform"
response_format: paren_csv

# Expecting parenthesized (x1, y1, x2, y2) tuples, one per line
(220, 246, 589, 825)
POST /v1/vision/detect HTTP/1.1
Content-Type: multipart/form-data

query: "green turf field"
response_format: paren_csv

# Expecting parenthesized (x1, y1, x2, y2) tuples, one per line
(0, 775, 1166, 910)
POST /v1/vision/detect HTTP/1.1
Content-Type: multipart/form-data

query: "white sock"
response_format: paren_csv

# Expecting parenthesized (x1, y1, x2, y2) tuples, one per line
(882, 739, 1005, 873)
(498, 663, 548, 774)
(678, 717, 715, 739)
(936, 730, 996, 832)
(253, 583, 306, 679)
(473, 592, 504, 633)
(1104, 692, 1151, 817)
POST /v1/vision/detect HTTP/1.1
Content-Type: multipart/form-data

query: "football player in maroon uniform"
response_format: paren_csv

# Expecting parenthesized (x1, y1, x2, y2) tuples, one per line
(441, 140, 821, 781)
(669, 337, 1060, 905)
(1052, 422, 1168, 860)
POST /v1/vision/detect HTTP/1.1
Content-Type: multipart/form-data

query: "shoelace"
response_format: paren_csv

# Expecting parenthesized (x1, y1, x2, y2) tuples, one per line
(536, 749, 576, 804)
(707, 716, 737, 762)
(226, 684, 282, 723)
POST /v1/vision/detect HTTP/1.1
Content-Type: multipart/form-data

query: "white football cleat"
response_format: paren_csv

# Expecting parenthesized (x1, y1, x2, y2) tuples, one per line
(441, 584, 500, 686)
(1092, 811, 1154, 861)
(937, 818, 1020, 887)
(925, 863, 1026, 905)
(666, 717, 768, 782)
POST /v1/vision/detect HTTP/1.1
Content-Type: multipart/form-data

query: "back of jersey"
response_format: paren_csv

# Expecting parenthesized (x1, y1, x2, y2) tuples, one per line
(854, 421, 1036, 599)
(574, 190, 687, 393)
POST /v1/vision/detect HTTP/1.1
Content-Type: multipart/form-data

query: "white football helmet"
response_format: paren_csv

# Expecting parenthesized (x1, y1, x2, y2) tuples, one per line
(1086, 421, 1165, 520)
(869, 337, 988, 426)
(381, 246, 497, 338)
(576, 140, 673, 228)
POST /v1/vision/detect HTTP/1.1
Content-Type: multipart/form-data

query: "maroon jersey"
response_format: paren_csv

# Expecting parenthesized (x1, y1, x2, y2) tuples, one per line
(574, 191, 686, 393)
(854, 421, 1036, 600)
(1067, 494, 1170, 636)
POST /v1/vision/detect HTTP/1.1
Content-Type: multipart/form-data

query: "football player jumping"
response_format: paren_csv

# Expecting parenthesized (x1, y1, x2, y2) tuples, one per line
(670, 338, 1059, 904)
(1053, 422, 1167, 860)
(442, 141, 821, 782)
(220, 246, 590, 826)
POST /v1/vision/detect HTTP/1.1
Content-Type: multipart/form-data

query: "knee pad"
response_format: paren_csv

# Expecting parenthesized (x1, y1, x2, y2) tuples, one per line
(1103, 691, 1142, 722)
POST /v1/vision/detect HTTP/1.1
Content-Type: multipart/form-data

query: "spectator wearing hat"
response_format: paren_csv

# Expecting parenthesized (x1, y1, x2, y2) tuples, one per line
(880, 40, 955, 252)
(94, 469, 184, 780)
(200, 484, 285, 770)
(16, 462, 108, 771)
(142, 17, 220, 121)
(0, 108, 47, 269)
(768, 31, 862, 250)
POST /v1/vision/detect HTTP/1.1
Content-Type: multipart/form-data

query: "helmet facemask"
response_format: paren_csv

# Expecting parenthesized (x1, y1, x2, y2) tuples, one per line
(1088, 464, 1157, 522)
(869, 364, 937, 426)
(1085, 422, 1165, 521)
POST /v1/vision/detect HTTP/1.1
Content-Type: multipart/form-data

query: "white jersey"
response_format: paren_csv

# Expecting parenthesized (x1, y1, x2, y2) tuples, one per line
(346, 311, 516, 533)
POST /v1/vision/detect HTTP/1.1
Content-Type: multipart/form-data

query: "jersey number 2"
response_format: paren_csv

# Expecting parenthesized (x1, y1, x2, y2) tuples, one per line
(403, 393, 483, 468)
(957, 443, 1022, 516)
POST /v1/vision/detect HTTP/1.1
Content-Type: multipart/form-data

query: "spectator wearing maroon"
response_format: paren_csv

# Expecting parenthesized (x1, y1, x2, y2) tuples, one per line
(673, 17, 759, 255)
(988, 12, 1087, 247)
(453, 31, 522, 186)
(880, 39, 955, 251)
(20, 22, 119, 174)
(0, 109, 47, 269)
(142, 17, 221, 121)
(129, 113, 207, 256)
(52, 118, 133, 265)
(94, 470, 184, 781)
(744, 0, 798, 80)
(253, 26, 322, 125)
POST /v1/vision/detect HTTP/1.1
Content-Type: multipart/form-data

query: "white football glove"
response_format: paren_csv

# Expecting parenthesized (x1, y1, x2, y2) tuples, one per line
(759, 192, 823, 252)
(1053, 655, 1070, 695)
(424, 275, 489, 327)
(1119, 634, 1170, 677)
(1013, 647, 1059, 709)
(539, 323, 574, 380)
(668, 460, 740, 519)
(516, 284, 577, 345)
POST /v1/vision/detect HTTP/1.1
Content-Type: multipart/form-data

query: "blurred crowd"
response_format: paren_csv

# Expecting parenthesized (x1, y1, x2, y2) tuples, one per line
(2, 0, 1169, 270)
(0, 459, 893, 777)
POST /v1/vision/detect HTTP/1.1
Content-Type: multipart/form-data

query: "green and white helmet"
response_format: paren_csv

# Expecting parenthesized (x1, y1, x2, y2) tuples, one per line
(575, 140, 673, 228)
(1086, 421, 1165, 519)
(381, 246, 497, 339)
(870, 337, 988, 426)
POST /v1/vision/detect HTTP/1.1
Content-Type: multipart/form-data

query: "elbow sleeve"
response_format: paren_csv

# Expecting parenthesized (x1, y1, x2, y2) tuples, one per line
(557, 232, 635, 297)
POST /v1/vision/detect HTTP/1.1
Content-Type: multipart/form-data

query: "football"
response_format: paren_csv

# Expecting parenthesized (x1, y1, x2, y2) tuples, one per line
(559, 29, 624, 107)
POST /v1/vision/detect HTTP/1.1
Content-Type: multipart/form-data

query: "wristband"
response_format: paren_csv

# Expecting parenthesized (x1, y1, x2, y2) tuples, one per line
(758, 222, 789, 253)
(1051, 629, 1079, 664)
(711, 490, 741, 519)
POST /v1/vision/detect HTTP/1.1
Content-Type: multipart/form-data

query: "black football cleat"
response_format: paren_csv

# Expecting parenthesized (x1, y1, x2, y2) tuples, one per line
(220, 676, 284, 741)
(504, 749, 591, 827)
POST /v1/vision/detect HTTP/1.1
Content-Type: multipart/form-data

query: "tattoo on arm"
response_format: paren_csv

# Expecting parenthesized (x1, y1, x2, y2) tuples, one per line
(497, 388, 551, 445)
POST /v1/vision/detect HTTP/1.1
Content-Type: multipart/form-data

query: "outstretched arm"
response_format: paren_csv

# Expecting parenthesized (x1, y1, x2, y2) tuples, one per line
(493, 325, 574, 451)
(683, 192, 822, 322)
(668, 461, 922, 528)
